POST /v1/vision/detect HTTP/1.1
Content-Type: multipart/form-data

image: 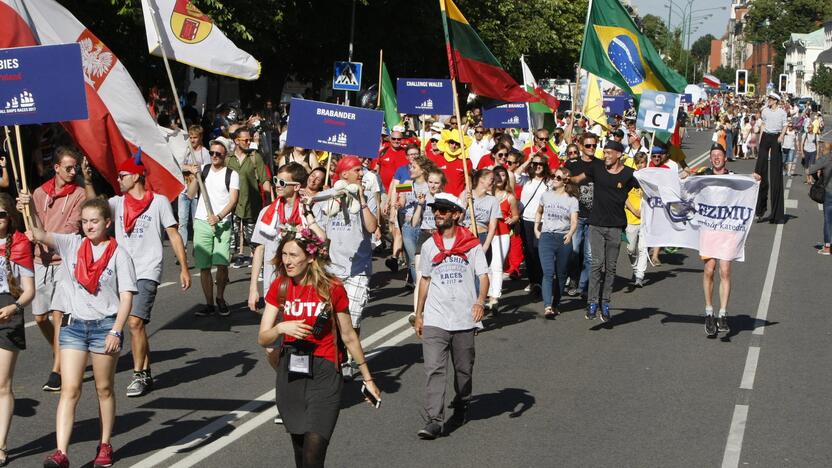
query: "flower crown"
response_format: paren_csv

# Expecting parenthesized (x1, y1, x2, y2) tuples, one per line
(278, 224, 329, 259)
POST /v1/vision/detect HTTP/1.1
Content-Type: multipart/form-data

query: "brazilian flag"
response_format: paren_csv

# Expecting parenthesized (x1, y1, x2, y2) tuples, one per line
(581, 0, 687, 97)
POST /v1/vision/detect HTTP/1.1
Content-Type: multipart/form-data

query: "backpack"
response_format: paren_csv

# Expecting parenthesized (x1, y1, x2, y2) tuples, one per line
(201, 164, 233, 192)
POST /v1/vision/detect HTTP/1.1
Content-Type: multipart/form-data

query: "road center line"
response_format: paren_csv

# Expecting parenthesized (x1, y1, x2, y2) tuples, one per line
(721, 404, 749, 468)
(739, 347, 760, 390)
(132, 315, 414, 468)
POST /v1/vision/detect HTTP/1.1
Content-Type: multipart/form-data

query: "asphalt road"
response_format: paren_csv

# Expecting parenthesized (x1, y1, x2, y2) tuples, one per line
(6, 124, 832, 468)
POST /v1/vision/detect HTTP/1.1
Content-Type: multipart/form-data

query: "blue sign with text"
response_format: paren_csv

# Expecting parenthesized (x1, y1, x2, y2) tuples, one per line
(396, 78, 453, 115)
(483, 103, 529, 129)
(636, 90, 681, 132)
(0, 43, 88, 126)
(602, 95, 633, 117)
(286, 98, 383, 158)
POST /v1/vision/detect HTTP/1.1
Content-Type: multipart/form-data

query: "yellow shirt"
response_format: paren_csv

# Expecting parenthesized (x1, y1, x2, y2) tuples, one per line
(626, 187, 642, 225)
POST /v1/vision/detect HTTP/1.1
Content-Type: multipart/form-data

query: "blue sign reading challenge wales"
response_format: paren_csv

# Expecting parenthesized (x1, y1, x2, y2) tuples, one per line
(396, 78, 453, 115)
(602, 95, 633, 117)
(483, 103, 529, 129)
(636, 90, 681, 132)
(0, 43, 88, 126)
(286, 98, 383, 159)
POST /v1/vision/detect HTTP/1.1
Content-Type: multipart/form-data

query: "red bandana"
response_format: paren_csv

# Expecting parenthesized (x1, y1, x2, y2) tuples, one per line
(41, 177, 77, 203)
(261, 196, 302, 227)
(123, 191, 154, 234)
(2, 232, 34, 270)
(75, 237, 118, 294)
(431, 226, 481, 265)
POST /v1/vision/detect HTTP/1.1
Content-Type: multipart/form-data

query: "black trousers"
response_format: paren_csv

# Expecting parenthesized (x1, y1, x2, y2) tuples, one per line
(520, 220, 542, 285)
(755, 132, 785, 222)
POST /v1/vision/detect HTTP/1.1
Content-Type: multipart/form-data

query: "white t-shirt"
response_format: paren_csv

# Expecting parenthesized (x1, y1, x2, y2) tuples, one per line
(519, 176, 547, 222)
(420, 236, 488, 331)
(52, 234, 137, 321)
(362, 170, 382, 196)
(313, 190, 378, 278)
(109, 193, 177, 283)
(0, 254, 34, 295)
(469, 138, 493, 167)
(194, 165, 240, 222)
(250, 201, 310, 291)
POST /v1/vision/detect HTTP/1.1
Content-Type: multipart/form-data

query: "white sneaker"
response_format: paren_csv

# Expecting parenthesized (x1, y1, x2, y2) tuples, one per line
(274, 413, 283, 424)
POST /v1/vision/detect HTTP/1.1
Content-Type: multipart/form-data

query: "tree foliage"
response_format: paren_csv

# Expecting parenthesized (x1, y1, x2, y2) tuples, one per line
(640, 14, 670, 52)
(56, 0, 588, 102)
(690, 34, 715, 63)
(808, 65, 832, 99)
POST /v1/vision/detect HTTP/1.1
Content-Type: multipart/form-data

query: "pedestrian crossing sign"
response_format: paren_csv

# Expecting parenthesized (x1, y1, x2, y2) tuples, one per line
(333, 61, 363, 92)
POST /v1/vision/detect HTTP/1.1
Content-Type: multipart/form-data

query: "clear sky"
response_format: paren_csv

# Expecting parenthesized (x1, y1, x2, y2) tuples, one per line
(630, 0, 732, 44)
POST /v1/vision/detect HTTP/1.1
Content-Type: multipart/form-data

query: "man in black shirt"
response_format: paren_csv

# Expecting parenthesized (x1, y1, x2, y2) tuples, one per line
(564, 133, 598, 297)
(571, 140, 639, 323)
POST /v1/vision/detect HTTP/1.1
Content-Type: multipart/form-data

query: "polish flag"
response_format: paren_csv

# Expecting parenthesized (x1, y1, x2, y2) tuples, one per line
(702, 74, 721, 89)
(0, 0, 184, 200)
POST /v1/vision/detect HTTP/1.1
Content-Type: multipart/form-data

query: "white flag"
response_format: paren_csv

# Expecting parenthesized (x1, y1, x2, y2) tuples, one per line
(141, 0, 260, 80)
(634, 168, 760, 261)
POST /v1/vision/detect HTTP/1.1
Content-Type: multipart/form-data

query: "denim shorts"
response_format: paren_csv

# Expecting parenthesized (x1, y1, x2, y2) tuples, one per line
(60, 315, 121, 354)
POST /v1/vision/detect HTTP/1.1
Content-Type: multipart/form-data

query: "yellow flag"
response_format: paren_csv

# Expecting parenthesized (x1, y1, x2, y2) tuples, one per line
(582, 73, 608, 130)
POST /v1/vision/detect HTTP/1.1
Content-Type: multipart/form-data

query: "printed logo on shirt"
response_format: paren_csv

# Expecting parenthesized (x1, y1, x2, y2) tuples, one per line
(433, 256, 470, 286)
(285, 299, 326, 318)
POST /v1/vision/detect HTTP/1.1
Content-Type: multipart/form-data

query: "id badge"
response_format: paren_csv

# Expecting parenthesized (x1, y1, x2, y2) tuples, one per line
(288, 353, 312, 376)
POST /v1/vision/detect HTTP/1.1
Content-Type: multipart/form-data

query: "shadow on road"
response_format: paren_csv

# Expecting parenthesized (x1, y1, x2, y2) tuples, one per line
(151, 350, 259, 391)
(467, 387, 535, 421)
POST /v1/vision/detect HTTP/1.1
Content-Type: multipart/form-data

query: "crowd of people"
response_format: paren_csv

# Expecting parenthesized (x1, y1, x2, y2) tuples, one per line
(0, 85, 828, 467)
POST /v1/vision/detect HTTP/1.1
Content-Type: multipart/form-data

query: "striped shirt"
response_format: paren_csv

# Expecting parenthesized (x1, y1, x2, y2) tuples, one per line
(761, 107, 787, 134)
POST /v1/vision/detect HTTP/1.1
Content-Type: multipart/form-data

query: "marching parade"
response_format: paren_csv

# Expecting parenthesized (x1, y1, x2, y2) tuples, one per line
(0, 0, 832, 466)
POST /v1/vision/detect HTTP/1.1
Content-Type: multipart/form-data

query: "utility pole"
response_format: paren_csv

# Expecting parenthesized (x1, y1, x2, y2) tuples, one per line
(345, 0, 356, 106)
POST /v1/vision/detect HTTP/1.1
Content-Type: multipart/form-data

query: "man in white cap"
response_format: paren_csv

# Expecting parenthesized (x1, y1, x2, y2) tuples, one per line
(754, 92, 788, 224)
(414, 192, 489, 440)
(426, 121, 446, 164)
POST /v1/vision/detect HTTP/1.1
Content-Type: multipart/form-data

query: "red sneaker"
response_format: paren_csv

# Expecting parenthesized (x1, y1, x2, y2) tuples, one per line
(93, 443, 113, 468)
(43, 450, 69, 468)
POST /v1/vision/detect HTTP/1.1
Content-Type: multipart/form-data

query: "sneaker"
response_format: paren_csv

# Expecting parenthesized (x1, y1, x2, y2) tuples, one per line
(217, 299, 230, 317)
(634, 277, 644, 288)
(599, 303, 611, 323)
(93, 442, 113, 468)
(385, 257, 399, 272)
(230, 257, 245, 269)
(717, 316, 729, 333)
(42, 372, 61, 392)
(417, 422, 442, 440)
(818, 246, 831, 256)
(566, 287, 581, 297)
(705, 315, 718, 337)
(195, 304, 215, 317)
(274, 412, 283, 424)
(126, 372, 149, 398)
(585, 303, 598, 320)
(43, 450, 69, 468)
(523, 284, 532, 292)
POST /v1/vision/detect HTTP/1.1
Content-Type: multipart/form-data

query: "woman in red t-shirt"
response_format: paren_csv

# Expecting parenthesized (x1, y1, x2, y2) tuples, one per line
(258, 229, 380, 467)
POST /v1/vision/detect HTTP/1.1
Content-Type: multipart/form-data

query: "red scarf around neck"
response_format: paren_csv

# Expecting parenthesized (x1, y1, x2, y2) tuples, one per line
(261, 196, 302, 227)
(2, 231, 34, 270)
(75, 237, 118, 294)
(41, 177, 77, 201)
(123, 190, 154, 234)
(431, 226, 481, 265)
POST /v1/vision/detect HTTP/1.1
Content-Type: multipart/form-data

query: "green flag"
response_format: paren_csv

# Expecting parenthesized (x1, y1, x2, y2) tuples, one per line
(580, 0, 686, 97)
(379, 61, 401, 130)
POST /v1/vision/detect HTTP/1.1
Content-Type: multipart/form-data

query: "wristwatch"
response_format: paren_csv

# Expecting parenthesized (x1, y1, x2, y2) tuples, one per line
(108, 329, 122, 338)
(13, 302, 23, 315)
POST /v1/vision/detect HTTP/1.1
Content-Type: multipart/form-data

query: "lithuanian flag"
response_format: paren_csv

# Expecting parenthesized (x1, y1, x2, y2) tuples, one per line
(580, 0, 686, 97)
(439, 0, 538, 103)
(395, 182, 413, 193)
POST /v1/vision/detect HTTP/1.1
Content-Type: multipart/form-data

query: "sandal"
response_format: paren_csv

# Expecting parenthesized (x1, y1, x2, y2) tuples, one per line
(544, 307, 556, 319)
(0, 447, 8, 466)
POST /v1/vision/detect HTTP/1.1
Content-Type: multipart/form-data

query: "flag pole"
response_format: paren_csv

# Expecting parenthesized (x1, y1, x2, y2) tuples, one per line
(440, 0, 477, 235)
(2, 127, 21, 193)
(567, 0, 593, 144)
(146, 0, 215, 219)
(12, 126, 32, 230)
(377, 50, 384, 109)
(521, 55, 533, 133)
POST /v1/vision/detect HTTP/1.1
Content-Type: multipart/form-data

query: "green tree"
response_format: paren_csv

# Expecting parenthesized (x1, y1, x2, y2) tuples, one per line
(808, 65, 832, 99)
(640, 14, 670, 52)
(744, 0, 832, 75)
(712, 65, 737, 85)
(690, 34, 715, 64)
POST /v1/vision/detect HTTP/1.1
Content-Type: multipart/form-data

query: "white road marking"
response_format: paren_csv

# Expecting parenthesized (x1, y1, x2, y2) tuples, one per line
(784, 199, 798, 209)
(159, 281, 176, 288)
(133, 315, 414, 468)
(687, 149, 711, 168)
(721, 404, 749, 468)
(739, 346, 760, 390)
(752, 221, 782, 336)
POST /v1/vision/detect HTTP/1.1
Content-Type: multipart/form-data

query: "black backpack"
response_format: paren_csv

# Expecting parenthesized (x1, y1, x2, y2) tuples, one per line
(201, 164, 233, 192)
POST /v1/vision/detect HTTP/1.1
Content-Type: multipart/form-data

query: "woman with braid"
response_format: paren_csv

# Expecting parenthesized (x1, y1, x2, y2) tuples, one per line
(0, 194, 36, 466)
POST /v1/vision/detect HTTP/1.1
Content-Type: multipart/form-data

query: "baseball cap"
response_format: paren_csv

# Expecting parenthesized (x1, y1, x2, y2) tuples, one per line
(605, 140, 625, 153)
(427, 192, 466, 212)
(651, 142, 668, 154)
(767, 92, 781, 101)
(430, 121, 445, 132)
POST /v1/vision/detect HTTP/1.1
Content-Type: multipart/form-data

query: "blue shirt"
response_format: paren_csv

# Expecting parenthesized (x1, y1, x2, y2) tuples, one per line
(393, 164, 411, 183)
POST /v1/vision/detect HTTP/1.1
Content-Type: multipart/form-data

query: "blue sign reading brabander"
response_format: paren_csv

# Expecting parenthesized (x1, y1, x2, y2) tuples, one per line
(286, 98, 383, 159)
(397, 78, 453, 115)
(483, 103, 529, 129)
(0, 43, 88, 126)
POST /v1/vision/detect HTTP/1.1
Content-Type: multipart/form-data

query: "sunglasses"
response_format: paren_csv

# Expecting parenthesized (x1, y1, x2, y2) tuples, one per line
(236, 138, 251, 143)
(273, 177, 301, 187)
(535, 136, 548, 141)
(507, 160, 519, 165)
(584, 143, 597, 148)
(61, 165, 78, 174)
(209, 150, 225, 157)
(390, 137, 402, 141)
(475, 131, 485, 135)
(531, 162, 545, 167)
(117, 173, 133, 180)
(553, 175, 564, 181)
(448, 141, 461, 146)
(433, 207, 453, 215)
(0, 212, 7, 220)
(496, 152, 507, 157)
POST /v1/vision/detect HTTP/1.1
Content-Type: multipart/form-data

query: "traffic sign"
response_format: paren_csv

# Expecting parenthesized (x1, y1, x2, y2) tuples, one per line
(736, 69, 748, 95)
(333, 61, 362, 92)
(778, 74, 788, 94)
